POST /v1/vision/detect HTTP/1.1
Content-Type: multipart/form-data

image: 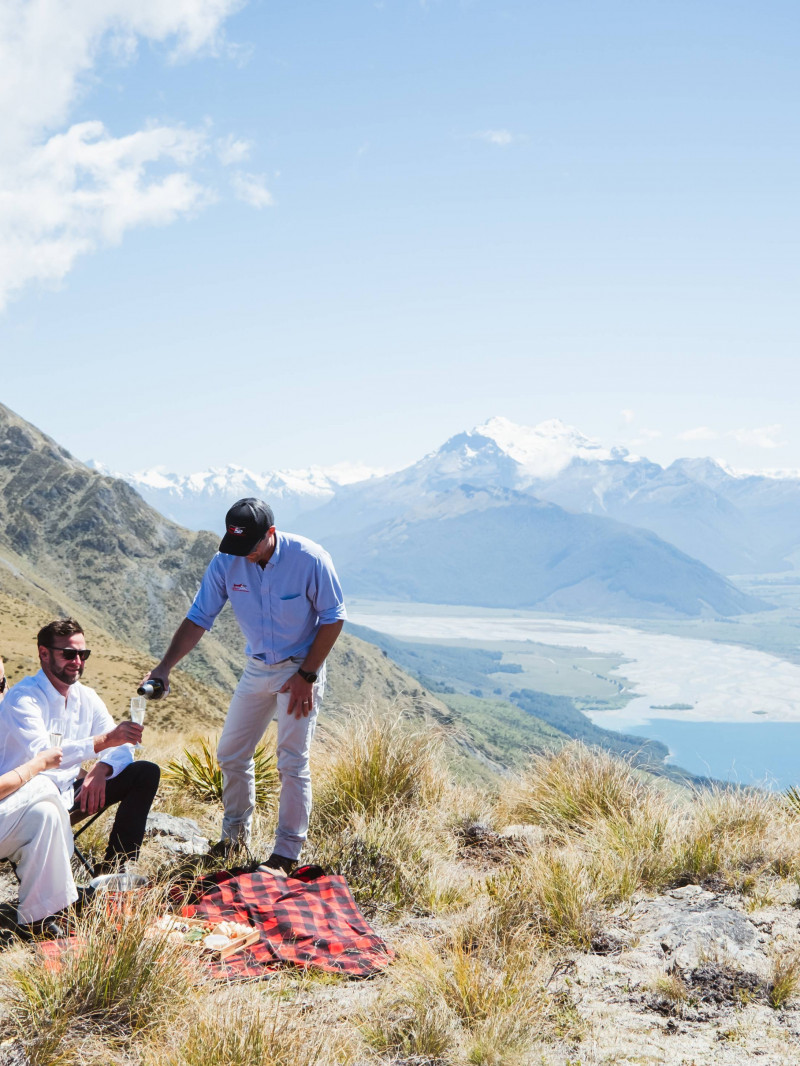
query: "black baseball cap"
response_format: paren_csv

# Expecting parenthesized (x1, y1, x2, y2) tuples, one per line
(218, 498, 275, 556)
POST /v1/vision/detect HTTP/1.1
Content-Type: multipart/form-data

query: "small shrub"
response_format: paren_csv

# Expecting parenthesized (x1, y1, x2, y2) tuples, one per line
(164, 737, 278, 807)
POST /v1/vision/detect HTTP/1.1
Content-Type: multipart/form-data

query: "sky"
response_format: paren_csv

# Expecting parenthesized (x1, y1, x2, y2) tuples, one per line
(1, 0, 800, 476)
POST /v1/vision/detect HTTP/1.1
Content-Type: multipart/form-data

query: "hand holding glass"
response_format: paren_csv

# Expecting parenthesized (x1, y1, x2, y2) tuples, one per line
(48, 718, 65, 748)
(130, 697, 146, 749)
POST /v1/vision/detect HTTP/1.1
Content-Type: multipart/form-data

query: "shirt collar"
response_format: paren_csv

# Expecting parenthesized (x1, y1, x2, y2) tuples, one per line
(34, 668, 80, 711)
(265, 530, 283, 569)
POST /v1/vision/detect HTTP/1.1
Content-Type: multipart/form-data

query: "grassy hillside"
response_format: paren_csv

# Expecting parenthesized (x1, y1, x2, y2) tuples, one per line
(2, 715, 800, 1066)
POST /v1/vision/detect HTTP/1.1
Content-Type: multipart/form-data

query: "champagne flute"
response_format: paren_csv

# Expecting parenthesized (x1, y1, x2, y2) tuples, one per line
(49, 717, 65, 748)
(130, 696, 146, 751)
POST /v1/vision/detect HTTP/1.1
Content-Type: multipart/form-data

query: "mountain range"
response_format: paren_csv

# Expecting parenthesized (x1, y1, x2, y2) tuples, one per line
(97, 415, 799, 618)
(109, 417, 800, 579)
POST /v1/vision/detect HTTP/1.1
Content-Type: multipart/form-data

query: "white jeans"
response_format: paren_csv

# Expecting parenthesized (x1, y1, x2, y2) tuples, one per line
(217, 657, 324, 858)
(0, 777, 78, 924)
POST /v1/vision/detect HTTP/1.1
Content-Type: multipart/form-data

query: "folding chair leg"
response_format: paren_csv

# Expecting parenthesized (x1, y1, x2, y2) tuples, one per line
(72, 843, 96, 878)
(72, 809, 105, 880)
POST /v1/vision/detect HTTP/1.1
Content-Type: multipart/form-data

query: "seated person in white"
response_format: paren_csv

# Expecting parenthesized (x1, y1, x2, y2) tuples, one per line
(0, 618, 157, 879)
(0, 745, 78, 935)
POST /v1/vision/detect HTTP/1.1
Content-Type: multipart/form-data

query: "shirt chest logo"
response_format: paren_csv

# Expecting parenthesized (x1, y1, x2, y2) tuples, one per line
(232, 583, 250, 593)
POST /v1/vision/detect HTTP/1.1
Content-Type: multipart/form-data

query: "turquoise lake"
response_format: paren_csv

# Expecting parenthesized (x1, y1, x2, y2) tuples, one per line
(626, 719, 800, 790)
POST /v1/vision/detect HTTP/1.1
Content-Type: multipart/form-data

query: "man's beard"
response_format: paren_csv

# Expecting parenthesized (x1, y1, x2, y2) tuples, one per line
(51, 661, 84, 686)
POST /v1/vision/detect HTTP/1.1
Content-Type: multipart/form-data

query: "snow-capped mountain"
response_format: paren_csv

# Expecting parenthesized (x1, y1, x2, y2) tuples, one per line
(299, 419, 800, 575)
(93, 416, 800, 578)
(86, 460, 387, 533)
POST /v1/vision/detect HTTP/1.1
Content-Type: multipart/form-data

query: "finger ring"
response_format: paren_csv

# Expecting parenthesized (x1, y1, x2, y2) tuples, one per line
(302, 699, 309, 703)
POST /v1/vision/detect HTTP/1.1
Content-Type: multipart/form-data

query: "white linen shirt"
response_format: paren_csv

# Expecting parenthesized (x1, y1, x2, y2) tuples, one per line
(0, 670, 132, 810)
(186, 531, 347, 663)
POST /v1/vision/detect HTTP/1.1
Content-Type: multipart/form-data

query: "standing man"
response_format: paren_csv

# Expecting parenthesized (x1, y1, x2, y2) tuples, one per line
(145, 498, 346, 874)
(0, 619, 160, 874)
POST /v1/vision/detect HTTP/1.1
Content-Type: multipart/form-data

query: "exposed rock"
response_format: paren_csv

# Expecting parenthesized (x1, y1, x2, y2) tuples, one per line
(630, 884, 761, 970)
(144, 812, 209, 856)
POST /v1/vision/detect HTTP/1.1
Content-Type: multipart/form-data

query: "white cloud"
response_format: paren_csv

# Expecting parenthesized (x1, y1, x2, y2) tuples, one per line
(0, 0, 244, 310)
(216, 134, 252, 166)
(474, 129, 516, 147)
(678, 426, 719, 441)
(231, 170, 274, 208)
(620, 409, 635, 424)
(731, 424, 785, 449)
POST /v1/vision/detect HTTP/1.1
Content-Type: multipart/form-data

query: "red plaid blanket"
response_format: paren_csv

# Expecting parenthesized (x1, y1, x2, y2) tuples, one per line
(183, 869, 394, 981)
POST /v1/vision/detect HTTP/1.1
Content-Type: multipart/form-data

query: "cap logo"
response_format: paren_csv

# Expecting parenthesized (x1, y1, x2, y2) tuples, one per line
(228, 525, 246, 535)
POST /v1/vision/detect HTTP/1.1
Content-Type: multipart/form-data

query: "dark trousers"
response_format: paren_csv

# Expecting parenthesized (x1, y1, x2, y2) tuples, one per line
(70, 761, 160, 865)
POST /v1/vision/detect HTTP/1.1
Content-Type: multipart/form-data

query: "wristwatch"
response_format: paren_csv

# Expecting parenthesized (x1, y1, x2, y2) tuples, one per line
(296, 667, 318, 684)
(0, 676, 6, 693)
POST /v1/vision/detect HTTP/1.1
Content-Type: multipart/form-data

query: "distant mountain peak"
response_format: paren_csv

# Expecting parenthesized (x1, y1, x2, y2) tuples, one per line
(469, 416, 625, 479)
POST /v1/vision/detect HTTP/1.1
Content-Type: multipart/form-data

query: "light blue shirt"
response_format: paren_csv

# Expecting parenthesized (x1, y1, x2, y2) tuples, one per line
(187, 531, 347, 663)
(0, 670, 133, 810)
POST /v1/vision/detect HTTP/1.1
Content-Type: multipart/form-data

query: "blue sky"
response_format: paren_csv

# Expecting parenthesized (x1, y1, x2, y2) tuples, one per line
(1, 1, 799, 475)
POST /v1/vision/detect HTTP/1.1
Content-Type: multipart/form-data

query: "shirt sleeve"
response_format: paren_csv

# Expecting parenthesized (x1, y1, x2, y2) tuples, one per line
(3, 693, 95, 770)
(89, 692, 133, 779)
(186, 554, 229, 631)
(311, 552, 348, 625)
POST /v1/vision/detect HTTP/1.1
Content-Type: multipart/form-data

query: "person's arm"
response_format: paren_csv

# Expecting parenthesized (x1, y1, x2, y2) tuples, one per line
(280, 620, 344, 718)
(0, 749, 62, 802)
(0, 658, 7, 703)
(78, 693, 144, 816)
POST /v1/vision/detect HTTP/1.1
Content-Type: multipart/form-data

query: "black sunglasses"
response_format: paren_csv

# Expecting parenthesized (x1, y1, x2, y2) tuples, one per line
(49, 647, 91, 661)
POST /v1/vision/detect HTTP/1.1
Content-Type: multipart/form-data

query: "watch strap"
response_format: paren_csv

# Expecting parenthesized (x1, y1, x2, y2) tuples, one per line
(296, 667, 318, 684)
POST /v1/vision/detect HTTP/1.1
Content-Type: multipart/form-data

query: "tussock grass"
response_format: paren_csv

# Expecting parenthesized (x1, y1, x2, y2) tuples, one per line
(769, 951, 800, 1009)
(359, 932, 575, 1064)
(500, 742, 654, 840)
(149, 996, 354, 1066)
(7, 710, 800, 1066)
(487, 848, 603, 950)
(501, 745, 800, 903)
(2, 887, 203, 1064)
(163, 735, 279, 807)
(312, 707, 448, 829)
(669, 785, 800, 887)
(650, 971, 691, 1014)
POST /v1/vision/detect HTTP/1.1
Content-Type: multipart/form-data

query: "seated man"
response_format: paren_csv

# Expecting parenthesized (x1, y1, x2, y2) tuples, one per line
(0, 618, 160, 876)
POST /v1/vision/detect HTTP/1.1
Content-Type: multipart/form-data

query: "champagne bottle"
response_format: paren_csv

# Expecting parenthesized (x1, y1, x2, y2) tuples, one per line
(137, 678, 168, 700)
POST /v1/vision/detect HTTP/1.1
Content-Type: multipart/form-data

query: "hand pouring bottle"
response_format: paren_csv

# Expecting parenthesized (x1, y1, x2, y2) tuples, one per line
(137, 678, 168, 700)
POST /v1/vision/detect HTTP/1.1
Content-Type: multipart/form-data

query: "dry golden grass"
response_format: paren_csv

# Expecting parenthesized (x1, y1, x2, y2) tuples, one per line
(499, 742, 654, 840)
(359, 929, 578, 1065)
(486, 847, 603, 950)
(312, 705, 448, 829)
(147, 991, 358, 1066)
(6, 714, 800, 1066)
(1, 886, 205, 1065)
(769, 950, 800, 1009)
